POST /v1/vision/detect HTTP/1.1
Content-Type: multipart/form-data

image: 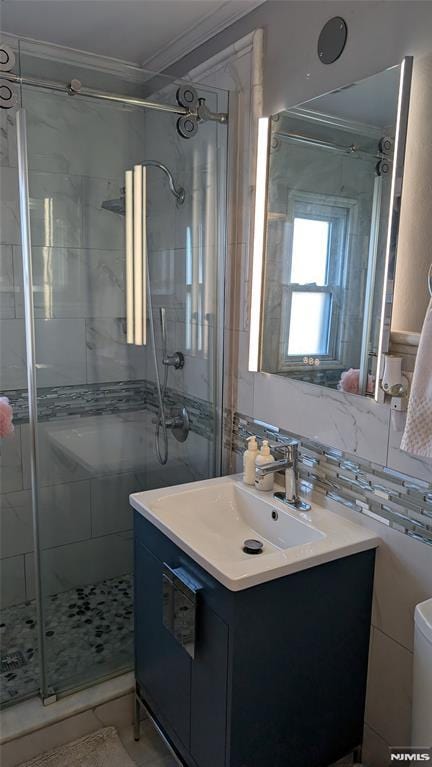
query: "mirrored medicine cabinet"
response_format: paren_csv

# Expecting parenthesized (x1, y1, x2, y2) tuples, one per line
(249, 58, 413, 399)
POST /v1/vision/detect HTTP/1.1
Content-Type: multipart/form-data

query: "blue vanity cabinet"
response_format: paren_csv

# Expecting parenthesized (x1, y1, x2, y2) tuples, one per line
(135, 516, 230, 767)
(135, 541, 192, 747)
(134, 510, 376, 767)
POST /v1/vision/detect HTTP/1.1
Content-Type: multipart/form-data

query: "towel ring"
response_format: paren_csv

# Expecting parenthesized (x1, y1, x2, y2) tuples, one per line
(428, 263, 432, 297)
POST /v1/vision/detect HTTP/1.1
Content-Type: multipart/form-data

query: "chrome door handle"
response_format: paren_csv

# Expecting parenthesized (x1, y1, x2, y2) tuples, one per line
(162, 564, 201, 658)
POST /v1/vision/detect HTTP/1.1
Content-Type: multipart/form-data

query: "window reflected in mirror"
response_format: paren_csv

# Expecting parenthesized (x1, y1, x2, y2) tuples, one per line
(260, 65, 405, 395)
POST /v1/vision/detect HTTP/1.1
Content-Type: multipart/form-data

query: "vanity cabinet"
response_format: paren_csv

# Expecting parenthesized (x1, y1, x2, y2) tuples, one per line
(134, 511, 376, 767)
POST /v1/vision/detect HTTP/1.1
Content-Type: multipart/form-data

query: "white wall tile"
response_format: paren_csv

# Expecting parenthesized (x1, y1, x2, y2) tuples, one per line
(253, 372, 390, 464)
(14, 246, 125, 320)
(180, 432, 213, 482)
(0, 490, 34, 558)
(365, 627, 413, 746)
(0, 319, 27, 389)
(0, 245, 16, 318)
(0, 109, 17, 169)
(22, 420, 91, 489)
(26, 172, 125, 253)
(0, 319, 88, 389)
(86, 318, 149, 383)
(183, 353, 211, 401)
(80, 176, 125, 251)
(0, 481, 91, 558)
(91, 473, 141, 537)
(28, 171, 83, 249)
(25, 531, 133, 598)
(25, 88, 145, 179)
(372, 523, 432, 652)
(35, 319, 87, 386)
(0, 555, 26, 608)
(387, 410, 432, 482)
(0, 166, 20, 245)
(323, 494, 432, 653)
(0, 425, 23, 493)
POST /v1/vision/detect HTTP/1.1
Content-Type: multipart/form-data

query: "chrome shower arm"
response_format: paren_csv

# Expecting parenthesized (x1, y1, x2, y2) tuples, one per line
(142, 160, 185, 205)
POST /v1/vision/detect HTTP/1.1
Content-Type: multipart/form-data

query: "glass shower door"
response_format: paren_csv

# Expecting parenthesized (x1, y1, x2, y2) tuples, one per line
(15, 40, 227, 701)
(0, 36, 42, 708)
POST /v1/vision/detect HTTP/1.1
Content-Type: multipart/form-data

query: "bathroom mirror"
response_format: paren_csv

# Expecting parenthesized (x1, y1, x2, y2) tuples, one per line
(250, 59, 413, 397)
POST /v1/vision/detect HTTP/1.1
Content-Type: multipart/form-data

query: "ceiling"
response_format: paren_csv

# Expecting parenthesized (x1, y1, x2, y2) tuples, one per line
(0, 0, 264, 71)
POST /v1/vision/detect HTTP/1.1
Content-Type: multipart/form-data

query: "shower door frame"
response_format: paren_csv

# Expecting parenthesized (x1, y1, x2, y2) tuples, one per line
(14, 75, 228, 704)
(16, 108, 51, 703)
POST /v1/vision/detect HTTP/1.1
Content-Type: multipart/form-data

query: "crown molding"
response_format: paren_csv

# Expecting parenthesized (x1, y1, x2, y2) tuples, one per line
(141, 0, 265, 72)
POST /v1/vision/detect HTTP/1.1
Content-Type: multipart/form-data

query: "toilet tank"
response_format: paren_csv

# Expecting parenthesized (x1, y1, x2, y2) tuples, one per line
(412, 598, 432, 747)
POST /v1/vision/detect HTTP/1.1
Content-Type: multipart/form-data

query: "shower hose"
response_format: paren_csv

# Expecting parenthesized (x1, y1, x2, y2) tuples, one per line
(147, 262, 169, 465)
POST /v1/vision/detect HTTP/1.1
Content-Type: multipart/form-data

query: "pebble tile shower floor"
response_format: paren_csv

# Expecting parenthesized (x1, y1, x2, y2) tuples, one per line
(0, 575, 133, 705)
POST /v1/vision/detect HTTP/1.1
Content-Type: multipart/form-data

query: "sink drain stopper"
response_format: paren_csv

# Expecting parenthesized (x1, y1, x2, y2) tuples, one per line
(243, 539, 264, 555)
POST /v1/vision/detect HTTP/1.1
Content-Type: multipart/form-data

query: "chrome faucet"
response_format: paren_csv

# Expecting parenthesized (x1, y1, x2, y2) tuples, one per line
(255, 442, 311, 511)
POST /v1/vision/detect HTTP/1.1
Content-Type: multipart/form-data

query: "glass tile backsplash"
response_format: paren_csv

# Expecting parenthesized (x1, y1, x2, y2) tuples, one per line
(230, 411, 432, 547)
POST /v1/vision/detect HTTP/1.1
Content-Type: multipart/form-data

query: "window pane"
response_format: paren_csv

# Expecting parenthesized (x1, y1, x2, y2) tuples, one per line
(287, 292, 331, 355)
(290, 217, 329, 285)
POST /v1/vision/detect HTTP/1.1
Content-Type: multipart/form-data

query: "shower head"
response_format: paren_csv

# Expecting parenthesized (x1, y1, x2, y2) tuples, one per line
(101, 195, 126, 215)
(101, 160, 185, 216)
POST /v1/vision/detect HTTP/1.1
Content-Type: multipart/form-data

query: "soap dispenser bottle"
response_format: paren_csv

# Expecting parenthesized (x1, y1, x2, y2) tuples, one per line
(243, 435, 258, 485)
(255, 440, 275, 491)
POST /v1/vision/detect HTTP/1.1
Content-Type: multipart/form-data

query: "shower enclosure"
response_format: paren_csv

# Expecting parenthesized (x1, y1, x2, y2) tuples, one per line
(0, 36, 228, 706)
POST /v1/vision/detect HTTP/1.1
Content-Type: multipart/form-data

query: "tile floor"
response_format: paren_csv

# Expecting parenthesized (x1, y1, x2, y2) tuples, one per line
(1, 575, 133, 705)
(118, 723, 355, 767)
(118, 721, 177, 767)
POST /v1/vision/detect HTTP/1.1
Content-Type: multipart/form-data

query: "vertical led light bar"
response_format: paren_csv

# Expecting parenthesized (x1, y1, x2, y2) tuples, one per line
(374, 57, 412, 401)
(248, 117, 270, 371)
(133, 164, 143, 346)
(141, 165, 147, 345)
(125, 169, 134, 343)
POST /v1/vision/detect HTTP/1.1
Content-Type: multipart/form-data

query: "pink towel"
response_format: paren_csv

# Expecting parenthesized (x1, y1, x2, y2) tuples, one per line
(0, 397, 14, 438)
(401, 298, 432, 458)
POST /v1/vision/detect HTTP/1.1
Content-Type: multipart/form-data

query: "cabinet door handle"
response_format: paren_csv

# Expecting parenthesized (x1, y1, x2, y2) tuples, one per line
(162, 564, 201, 659)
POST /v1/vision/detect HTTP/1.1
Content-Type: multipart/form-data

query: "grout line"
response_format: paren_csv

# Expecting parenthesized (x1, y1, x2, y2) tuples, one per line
(371, 624, 414, 656)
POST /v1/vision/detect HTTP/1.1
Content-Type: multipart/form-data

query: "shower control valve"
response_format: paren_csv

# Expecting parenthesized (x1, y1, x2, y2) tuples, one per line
(163, 351, 184, 370)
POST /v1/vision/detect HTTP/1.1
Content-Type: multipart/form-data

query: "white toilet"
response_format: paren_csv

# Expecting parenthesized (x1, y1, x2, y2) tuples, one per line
(412, 597, 432, 746)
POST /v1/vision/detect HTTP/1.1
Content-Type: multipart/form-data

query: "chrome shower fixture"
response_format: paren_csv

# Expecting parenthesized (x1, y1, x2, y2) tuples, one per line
(176, 85, 228, 139)
(101, 160, 185, 215)
(0, 58, 228, 138)
(0, 44, 18, 108)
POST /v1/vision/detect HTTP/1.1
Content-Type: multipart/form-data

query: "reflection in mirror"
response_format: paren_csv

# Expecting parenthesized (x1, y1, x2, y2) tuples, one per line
(259, 65, 407, 395)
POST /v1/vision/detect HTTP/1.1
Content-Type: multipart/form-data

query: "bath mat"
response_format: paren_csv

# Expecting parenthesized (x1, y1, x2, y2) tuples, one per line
(18, 726, 136, 767)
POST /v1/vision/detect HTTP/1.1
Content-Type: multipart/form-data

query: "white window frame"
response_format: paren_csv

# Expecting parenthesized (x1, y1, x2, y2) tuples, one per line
(278, 191, 357, 372)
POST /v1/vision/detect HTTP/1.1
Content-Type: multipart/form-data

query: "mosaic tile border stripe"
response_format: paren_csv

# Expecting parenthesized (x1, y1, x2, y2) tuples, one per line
(1, 380, 214, 440)
(230, 411, 432, 547)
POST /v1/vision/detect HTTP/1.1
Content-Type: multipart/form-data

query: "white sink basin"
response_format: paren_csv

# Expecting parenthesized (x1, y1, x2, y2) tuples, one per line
(150, 479, 324, 554)
(130, 475, 379, 591)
